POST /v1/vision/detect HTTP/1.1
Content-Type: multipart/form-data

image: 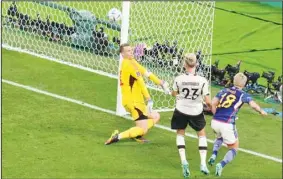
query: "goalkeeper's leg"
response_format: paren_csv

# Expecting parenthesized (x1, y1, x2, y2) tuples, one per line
(112, 113, 160, 143)
(105, 106, 160, 145)
(130, 110, 160, 143)
(135, 110, 160, 134)
(132, 104, 160, 136)
(105, 104, 144, 145)
(104, 127, 145, 145)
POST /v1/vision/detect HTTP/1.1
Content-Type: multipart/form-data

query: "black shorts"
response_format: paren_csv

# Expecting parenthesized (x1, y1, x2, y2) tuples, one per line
(171, 109, 206, 131)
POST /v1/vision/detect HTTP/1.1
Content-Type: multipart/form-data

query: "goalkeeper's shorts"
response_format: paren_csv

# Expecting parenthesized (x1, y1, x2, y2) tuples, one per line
(124, 102, 148, 121)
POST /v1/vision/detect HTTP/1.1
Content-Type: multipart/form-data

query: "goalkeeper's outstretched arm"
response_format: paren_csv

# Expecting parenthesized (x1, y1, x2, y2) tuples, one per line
(135, 60, 162, 85)
(135, 60, 170, 94)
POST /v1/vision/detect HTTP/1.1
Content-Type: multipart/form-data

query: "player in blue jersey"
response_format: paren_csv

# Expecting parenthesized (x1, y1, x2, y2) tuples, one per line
(208, 72, 267, 176)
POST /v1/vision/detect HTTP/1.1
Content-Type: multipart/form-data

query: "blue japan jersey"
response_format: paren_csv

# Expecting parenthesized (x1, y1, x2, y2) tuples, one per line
(213, 86, 253, 124)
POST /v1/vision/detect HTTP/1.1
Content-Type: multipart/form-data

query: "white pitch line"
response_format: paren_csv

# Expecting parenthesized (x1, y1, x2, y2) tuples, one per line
(1, 44, 171, 104)
(2, 79, 282, 163)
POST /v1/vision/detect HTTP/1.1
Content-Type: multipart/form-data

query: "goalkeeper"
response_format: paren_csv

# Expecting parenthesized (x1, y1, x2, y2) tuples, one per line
(105, 43, 170, 145)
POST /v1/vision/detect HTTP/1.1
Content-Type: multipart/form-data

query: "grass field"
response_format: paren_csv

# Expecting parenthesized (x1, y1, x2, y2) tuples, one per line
(2, 1, 282, 179)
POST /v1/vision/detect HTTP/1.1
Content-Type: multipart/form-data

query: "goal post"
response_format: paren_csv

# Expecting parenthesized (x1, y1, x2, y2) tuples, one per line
(2, 1, 215, 114)
(117, 1, 215, 113)
(116, 1, 130, 116)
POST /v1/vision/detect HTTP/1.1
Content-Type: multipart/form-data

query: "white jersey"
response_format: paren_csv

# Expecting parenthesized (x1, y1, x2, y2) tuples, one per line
(173, 72, 210, 115)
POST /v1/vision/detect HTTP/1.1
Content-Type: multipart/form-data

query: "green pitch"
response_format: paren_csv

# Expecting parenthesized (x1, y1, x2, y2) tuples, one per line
(2, 49, 282, 178)
(2, 1, 282, 178)
(2, 81, 282, 178)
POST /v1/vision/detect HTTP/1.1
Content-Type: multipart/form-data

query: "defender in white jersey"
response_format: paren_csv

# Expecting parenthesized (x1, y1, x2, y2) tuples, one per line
(170, 53, 212, 178)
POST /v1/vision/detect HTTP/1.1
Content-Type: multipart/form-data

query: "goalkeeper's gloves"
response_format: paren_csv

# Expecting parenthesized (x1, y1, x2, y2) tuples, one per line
(147, 99, 154, 114)
(161, 80, 171, 95)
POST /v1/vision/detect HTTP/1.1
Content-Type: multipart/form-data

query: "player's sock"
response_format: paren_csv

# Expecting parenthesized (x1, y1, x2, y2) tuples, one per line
(212, 137, 223, 156)
(118, 127, 144, 139)
(199, 136, 208, 166)
(220, 148, 237, 168)
(176, 134, 187, 164)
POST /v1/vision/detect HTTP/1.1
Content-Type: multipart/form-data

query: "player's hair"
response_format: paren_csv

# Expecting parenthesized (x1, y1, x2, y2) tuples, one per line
(120, 43, 131, 53)
(184, 53, 197, 68)
(233, 72, 247, 87)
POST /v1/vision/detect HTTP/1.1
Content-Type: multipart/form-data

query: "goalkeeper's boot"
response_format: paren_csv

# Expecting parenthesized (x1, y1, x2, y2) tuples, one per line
(200, 165, 210, 175)
(208, 154, 216, 166)
(133, 136, 150, 143)
(182, 162, 190, 178)
(215, 163, 223, 177)
(105, 130, 119, 145)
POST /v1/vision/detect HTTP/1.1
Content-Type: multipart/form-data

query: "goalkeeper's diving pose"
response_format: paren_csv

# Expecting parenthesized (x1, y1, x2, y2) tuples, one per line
(105, 43, 170, 145)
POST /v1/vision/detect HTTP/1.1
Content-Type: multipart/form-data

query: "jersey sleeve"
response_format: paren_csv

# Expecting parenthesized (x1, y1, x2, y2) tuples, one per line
(134, 60, 147, 74)
(215, 88, 226, 99)
(129, 64, 151, 99)
(242, 93, 253, 103)
(134, 60, 161, 85)
(202, 79, 210, 96)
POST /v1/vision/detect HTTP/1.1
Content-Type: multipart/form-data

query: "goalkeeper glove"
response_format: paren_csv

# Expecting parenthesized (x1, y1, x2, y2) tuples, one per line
(161, 81, 171, 95)
(147, 99, 154, 114)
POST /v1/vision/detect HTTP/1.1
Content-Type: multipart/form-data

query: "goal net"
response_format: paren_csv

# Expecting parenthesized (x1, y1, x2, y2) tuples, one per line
(2, 1, 215, 112)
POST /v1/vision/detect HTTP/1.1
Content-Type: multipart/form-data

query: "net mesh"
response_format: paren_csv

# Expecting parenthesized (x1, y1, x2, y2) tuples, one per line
(2, 1, 215, 111)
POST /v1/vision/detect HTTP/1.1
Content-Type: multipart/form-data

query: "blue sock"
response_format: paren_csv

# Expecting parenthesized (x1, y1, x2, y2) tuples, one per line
(220, 148, 237, 168)
(213, 151, 218, 156)
(212, 138, 223, 156)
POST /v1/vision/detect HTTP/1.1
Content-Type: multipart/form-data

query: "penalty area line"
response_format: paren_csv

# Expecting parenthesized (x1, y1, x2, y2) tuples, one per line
(2, 79, 282, 163)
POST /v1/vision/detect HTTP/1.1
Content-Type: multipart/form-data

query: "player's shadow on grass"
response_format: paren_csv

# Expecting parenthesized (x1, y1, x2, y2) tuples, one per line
(107, 139, 152, 146)
(107, 138, 176, 147)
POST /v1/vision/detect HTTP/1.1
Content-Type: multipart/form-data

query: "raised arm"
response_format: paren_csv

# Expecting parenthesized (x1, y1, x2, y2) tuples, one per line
(135, 60, 162, 85)
(240, 93, 267, 115)
(135, 60, 170, 94)
(248, 100, 267, 115)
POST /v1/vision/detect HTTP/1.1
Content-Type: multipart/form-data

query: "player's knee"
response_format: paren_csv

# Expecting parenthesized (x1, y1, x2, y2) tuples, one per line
(177, 129, 185, 135)
(147, 118, 158, 130)
(142, 127, 148, 135)
(136, 119, 150, 133)
(129, 127, 145, 138)
(227, 140, 239, 149)
(149, 111, 160, 124)
(197, 128, 206, 137)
